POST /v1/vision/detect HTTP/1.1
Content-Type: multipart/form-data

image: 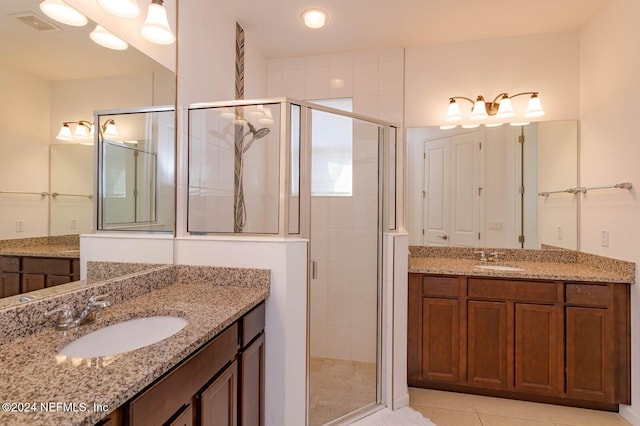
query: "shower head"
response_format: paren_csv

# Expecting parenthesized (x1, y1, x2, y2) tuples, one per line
(245, 121, 270, 140)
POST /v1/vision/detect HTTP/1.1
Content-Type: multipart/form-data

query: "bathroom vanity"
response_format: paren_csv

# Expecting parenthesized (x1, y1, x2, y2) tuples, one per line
(0, 263, 269, 426)
(0, 236, 80, 298)
(408, 247, 634, 411)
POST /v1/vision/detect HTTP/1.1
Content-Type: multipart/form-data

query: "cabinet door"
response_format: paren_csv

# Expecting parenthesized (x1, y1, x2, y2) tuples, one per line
(515, 303, 562, 394)
(420, 297, 460, 383)
(169, 404, 194, 426)
(201, 360, 238, 426)
(566, 307, 612, 402)
(468, 300, 510, 389)
(22, 274, 45, 292)
(46, 275, 71, 288)
(0, 272, 20, 298)
(240, 333, 264, 426)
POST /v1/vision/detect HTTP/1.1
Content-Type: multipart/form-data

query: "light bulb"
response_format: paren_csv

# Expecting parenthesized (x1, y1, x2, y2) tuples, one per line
(39, 0, 87, 26)
(141, 0, 176, 45)
(301, 9, 328, 29)
(90, 25, 128, 50)
(446, 99, 462, 122)
(525, 94, 545, 118)
(56, 123, 74, 141)
(496, 97, 515, 118)
(470, 96, 488, 120)
(97, 0, 140, 19)
(74, 123, 90, 139)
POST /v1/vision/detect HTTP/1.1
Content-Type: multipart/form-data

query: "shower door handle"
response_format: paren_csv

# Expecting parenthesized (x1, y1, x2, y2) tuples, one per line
(311, 260, 318, 280)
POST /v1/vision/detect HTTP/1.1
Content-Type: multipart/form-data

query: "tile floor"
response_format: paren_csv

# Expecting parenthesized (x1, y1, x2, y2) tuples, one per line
(409, 388, 631, 426)
(309, 357, 377, 426)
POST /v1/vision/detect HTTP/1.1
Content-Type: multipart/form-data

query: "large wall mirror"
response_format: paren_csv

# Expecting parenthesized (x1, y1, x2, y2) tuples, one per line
(0, 0, 176, 240)
(406, 121, 579, 250)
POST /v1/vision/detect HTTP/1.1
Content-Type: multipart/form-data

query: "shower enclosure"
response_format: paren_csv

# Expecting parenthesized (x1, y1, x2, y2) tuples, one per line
(187, 98, 398, 425)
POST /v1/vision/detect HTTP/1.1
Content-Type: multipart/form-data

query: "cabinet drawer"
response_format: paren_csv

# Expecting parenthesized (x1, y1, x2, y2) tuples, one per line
(566, 283, 610, 307)
(468, 278, 557, 303)
(72, 259, 80, 277)
(22, 258, 70, 274)
(129, 323, 238, 426)
(422, 276, 460, 297)
(0, 257, 20, 272)
(241, 302, 265, 347)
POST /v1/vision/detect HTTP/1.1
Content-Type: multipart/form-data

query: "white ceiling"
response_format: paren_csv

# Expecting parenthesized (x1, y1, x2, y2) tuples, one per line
(218, 0, 608, 58)
(0, 0, 608, 81)
(0, 0, 167, 81)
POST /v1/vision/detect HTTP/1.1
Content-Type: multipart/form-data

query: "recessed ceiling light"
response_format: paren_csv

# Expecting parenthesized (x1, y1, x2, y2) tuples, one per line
(301, 8, 328, 29)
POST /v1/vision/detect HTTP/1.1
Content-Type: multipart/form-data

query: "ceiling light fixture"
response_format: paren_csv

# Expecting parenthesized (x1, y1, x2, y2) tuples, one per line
(301, 8, 328, 29)
(39, 0, 88, 27)
(90, 25, 129, 50)
(141, 0, 176, 45)
(444, 91, 544, 129)
(97, 0, 140, 19)
(56, 121, 94, 141)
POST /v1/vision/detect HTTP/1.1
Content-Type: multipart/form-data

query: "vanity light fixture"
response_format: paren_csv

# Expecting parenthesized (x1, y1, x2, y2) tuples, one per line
(97, 0, 140, 19)
(141, 0, 176, 45)
(444, 92, 544, 129)
(56, 121, 94, 141)
(301, 8, 328, 29)
(39, 0, 88, 27)
(101, 119, 119, 139)
(90, 25, 129, 50)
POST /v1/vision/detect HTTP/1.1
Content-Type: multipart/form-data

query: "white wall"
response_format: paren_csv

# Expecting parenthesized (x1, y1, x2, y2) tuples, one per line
(405, 31, 580, 127)
(0, 64, 50, 239)
(579, 0, 640, 423)
(174, 237, 308, 426)
(537, 121, 578, 249)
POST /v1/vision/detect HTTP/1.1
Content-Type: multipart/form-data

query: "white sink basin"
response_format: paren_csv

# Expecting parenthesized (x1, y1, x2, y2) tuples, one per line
(60, 316, 188, 358)
(474, 264, 525, 272)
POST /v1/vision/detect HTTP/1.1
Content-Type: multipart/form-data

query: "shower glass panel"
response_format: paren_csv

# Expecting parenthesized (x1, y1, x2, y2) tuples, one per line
(96, 106, 175, 232)
(308, 109, 381, 425)
(188, 104, 281, 233)
(186, 99, 400, 426)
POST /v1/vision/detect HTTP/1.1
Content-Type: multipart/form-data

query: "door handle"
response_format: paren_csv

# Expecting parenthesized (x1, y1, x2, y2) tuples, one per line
(437, 235, 448, 240)
(310, 260, 318, 279)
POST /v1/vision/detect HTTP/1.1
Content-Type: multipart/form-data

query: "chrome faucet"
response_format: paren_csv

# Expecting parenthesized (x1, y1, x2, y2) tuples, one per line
(488, 251, 504, 262)
(474, 250, 487, 262)
(45, 295, 111, 331)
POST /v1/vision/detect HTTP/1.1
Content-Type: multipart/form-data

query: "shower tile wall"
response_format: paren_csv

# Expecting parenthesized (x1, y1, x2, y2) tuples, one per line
(266, 48, 404, 124)
(310, 124, 379, 363)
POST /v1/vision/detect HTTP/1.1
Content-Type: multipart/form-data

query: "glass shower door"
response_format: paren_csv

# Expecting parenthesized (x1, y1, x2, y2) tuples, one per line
(308, 108, 381, 425)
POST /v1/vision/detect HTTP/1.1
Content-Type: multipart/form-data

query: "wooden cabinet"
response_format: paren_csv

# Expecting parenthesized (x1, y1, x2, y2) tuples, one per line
(408, 273, 630, 410)
(515, 303, 562, 394)
(201, 361, 238, 426)
(467, 300, 510, 389)
(0, 272, 20, 298)
(104, 302, 266, 426)
(0, 255, 80, 298)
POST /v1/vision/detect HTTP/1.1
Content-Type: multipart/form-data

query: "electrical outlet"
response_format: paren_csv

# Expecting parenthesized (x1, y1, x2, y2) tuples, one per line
(16, 220, 24, 232)
(556, 225, 563, 240)
(601, 229, 609, 247)
(70, 219, 77, 230)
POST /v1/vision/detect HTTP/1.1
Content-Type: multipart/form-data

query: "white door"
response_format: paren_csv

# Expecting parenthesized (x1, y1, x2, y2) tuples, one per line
(449, 132, 482, 247)
(423, 138, 450, 245)
(423, 131, 482, 247)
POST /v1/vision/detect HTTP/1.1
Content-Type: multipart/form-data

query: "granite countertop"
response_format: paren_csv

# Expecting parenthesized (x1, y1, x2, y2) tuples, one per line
(0, 245, 80, 258)
(0, 236, 80, 259)
(0, 274, 269, 425)
(409, 246, 635, 284)
(410, 256, 632, 283)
